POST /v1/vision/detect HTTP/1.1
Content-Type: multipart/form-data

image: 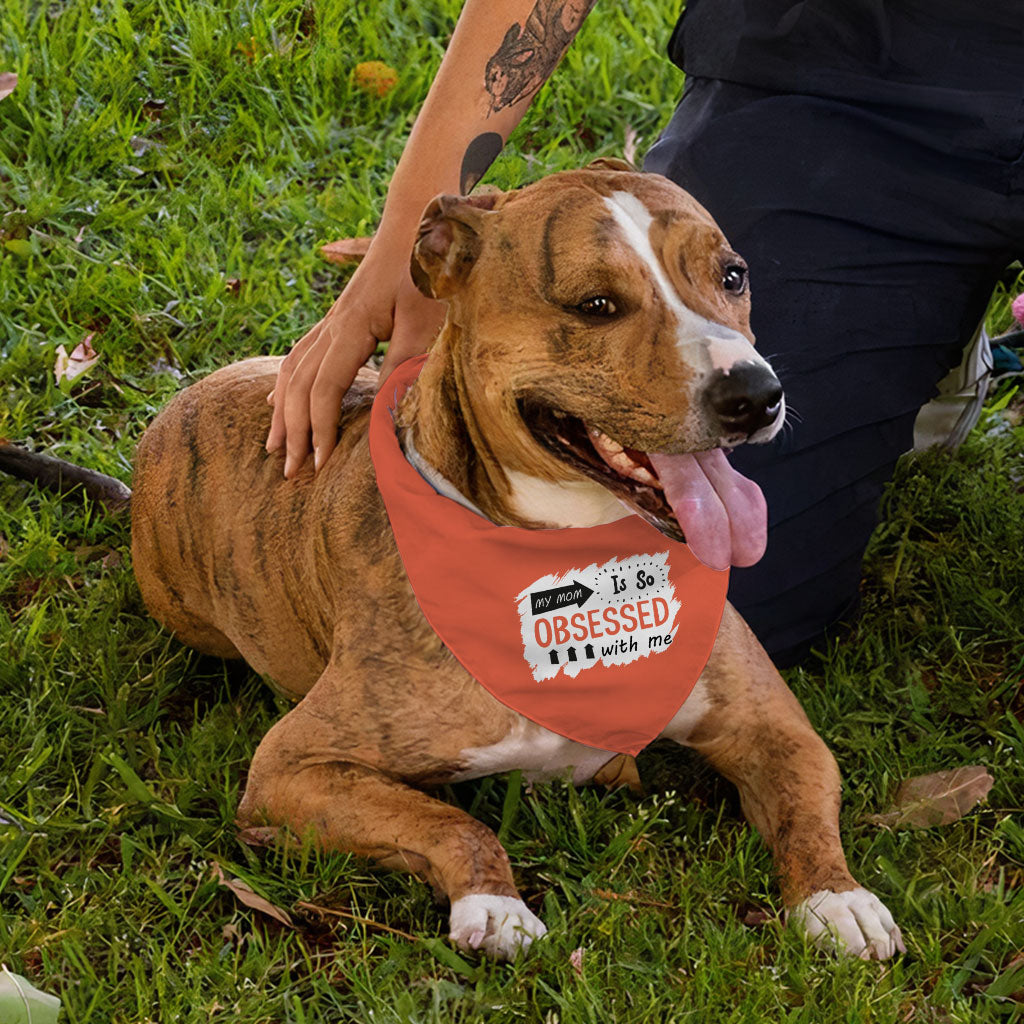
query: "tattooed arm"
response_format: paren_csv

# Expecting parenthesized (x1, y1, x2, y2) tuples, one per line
(267, 0, 596, 477)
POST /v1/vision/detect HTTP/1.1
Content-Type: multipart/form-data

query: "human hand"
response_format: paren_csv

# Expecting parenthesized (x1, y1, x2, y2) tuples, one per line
(266, 245, 446, 477)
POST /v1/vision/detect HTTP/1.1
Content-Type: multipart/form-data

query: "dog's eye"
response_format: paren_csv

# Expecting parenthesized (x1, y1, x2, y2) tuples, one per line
(575, 296, 617, 317)
(722, 264, 748, 295)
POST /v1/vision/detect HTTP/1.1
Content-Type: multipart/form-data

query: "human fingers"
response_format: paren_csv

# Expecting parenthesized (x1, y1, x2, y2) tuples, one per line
(281, 332, 334, 477)
(266, 322, 322, 454)
(309, 326, 379, 471)
(376, 289, 447, 385)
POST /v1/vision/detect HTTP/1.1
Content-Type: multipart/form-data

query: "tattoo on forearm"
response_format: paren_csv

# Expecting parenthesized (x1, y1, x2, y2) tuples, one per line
(460, 132, 504, 193)
(484, 0, 596, 114)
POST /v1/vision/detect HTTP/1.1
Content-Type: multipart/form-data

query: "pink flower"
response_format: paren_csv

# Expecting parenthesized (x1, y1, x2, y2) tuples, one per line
(1012, 293, 1024, 328)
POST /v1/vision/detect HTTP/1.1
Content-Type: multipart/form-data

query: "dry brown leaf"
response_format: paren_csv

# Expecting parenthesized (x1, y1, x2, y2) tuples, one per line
(236, 824, 282, 848)
(624, 125, 638, 167)
(212, 863, 294, 928)
(320, 237, 373, 265)
(54, 333, 100, 385)
(352, 61, 398, 97)
(74, 544, 109, 563)
(0, 534, 8, 560)
(741, 906, 772, 928)
(868, 766, 994, 829)
(0, 73, 16, 102)
(101, 550, 123, 569)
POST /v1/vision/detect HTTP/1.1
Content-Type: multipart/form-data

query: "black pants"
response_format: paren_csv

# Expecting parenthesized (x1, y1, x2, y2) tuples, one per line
(645, 78, 1024, 662)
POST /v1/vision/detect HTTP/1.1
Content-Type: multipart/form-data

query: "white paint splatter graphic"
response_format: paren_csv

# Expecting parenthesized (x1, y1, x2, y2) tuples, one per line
(516, 552, 681, 681)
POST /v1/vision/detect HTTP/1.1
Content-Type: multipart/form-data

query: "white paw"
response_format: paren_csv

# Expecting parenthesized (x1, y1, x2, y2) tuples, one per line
(449, 894, 547, 960)
(789, 887, 905, 960)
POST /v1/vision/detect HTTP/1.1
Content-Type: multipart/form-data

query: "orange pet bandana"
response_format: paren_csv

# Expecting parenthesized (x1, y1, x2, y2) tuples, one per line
(369, 356, 729, 756)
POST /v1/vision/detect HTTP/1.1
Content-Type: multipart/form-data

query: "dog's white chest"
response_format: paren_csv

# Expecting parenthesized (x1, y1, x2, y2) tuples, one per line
(453, 717, 617, 785)
(453, 675, 711, 784)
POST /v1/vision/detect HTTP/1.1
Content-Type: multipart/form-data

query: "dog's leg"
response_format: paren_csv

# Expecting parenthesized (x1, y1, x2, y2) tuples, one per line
(238, 692, 546, 960)
(666, 605, 904, 959)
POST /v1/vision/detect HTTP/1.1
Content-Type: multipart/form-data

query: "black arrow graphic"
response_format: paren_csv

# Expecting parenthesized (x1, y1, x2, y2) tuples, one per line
(549, 650, 559, 666)
(530, 580, 595, 615)
(584, 643, 594, 659)
(567, 646, 577, 662)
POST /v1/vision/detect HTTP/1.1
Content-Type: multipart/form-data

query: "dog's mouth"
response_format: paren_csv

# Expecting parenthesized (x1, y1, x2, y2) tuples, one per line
(519, 400, 679, 534)
(518, 399, 767, 569)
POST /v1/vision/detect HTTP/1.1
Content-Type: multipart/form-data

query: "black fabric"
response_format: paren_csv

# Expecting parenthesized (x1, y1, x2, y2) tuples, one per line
(669, 1, 1024, 127)
(644, 74, 1024, 659)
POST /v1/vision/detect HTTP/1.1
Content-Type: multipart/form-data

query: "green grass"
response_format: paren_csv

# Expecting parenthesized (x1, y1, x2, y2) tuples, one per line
(1, 1, 1023, 1021)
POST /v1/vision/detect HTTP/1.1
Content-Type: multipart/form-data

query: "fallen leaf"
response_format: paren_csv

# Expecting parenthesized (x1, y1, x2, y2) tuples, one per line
(739, 905, 772, 928)
(353, 61, 398, 97)
(867, 766, 994, 829)
(74, 544, 108, 564)
(320, 237, 373, 266)
(0, 534, 8, 560)
(54, 333, 100, 386)
(213, 863, 294, 928)
(0, 966, 61, 1024)
(101, 550, 122, 569)
(237, 824, 282, 848)
(0, 73, 16, 102)
(624, 124, 638, 167)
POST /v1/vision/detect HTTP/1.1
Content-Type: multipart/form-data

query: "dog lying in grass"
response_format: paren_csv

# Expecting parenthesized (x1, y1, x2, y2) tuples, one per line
(1, 163, 904, 961)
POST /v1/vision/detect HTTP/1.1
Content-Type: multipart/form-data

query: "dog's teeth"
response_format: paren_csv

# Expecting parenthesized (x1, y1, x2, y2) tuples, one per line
(588, 428, 624, 457)
(624, 464, 658, 486)
(587, 427, 658, 486)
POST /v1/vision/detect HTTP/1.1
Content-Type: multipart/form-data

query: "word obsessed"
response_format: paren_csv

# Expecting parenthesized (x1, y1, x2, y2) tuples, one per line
(516, 552, 681, 681)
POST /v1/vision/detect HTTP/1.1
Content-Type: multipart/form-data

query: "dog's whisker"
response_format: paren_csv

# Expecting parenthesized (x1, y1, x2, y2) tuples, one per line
(783, 402, 804, 425)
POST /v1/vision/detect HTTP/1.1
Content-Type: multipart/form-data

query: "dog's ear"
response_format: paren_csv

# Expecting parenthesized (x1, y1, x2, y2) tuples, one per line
(585, 157, 635, 173)
(411, 193, 501, 299)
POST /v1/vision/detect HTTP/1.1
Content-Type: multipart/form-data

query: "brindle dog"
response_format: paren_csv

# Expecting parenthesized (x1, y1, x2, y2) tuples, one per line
(128, 165, 903, 960)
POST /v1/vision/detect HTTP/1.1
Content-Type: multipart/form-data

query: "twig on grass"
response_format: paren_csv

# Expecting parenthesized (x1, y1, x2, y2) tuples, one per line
(0, 441, 131, 511)
(588, 888, 677, 911)
(294, 900, 421, 943)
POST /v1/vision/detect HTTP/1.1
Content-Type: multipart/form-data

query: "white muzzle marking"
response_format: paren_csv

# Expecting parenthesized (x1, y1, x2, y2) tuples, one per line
(603, 191, 772, 379)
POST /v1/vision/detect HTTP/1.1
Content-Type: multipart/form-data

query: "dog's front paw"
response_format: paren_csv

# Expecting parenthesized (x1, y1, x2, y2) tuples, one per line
(449, 894, 547, 960)
(789, 887, 904, 960)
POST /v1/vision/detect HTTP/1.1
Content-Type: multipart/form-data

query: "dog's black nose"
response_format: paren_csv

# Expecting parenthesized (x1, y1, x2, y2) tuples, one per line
(704, 363, 783, 438)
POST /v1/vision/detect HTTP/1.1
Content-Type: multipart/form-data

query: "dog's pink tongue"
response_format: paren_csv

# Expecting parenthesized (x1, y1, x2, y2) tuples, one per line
(648, 450, 767, 570)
